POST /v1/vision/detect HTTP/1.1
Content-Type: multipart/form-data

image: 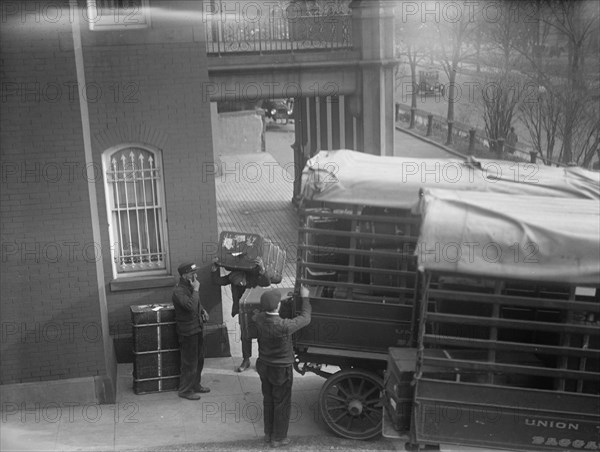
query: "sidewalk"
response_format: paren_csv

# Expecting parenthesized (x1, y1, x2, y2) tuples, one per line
(1, 357, 329, 451)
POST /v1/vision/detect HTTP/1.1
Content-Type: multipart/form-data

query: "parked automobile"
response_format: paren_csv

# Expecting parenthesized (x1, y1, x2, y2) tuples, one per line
(262, 98, 294, 124)
(418, 69, 444, 95)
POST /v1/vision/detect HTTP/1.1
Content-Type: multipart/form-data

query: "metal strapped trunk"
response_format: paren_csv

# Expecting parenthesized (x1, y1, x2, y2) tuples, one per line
(131, 304, 180, 394)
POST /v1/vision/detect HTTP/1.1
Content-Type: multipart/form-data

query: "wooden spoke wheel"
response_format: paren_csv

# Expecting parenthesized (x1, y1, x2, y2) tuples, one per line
(318, 369, 384, 440)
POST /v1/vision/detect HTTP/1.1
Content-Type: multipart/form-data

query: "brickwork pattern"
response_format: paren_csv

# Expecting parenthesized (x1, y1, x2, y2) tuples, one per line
(81, 38, 221, 337)
(1, 1, 219, 383)
(0, 1, 107, 384)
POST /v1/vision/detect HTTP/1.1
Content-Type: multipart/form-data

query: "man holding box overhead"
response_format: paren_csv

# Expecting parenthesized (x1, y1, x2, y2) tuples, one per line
(172, 262, 210, 400)
(211, 256, 271, 372)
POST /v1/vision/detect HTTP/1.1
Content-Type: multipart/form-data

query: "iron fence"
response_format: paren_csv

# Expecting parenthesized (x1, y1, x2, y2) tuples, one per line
(205, 11, 353, 55)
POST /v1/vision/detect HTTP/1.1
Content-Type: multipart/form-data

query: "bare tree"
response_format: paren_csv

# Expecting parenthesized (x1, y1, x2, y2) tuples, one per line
(563, 96, 600, 167)
(395, 8, 433, 128)
(433, 3, 481, 144)
(509, 0, 598, 166)
(519, 85, 562, 164)
(545, 0, 599, 164)
(482, 72, 522, 155)
(479, 1, 524, 156)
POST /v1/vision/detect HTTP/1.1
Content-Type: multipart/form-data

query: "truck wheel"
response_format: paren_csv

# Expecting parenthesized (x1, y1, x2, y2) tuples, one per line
(319, 369, 384, 440)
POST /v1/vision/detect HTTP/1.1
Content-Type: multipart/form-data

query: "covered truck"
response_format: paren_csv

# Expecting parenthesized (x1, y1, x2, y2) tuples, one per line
(383, 189, 599, 451)
(292, 149, 599, 441)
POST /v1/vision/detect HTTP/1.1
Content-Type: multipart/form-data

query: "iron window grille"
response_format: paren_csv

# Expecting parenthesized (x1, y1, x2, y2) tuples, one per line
(103, 146, 169, 277)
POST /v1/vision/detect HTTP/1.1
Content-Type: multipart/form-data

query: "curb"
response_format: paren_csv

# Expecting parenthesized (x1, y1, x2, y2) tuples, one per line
(144, 434, 404, 451)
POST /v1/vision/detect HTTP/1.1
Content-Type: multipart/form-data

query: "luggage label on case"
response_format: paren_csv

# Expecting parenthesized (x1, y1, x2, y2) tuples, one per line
(222, 233, 258, 250)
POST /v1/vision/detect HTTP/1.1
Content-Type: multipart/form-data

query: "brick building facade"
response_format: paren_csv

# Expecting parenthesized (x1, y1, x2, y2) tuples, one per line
(1, 0, 224, 404)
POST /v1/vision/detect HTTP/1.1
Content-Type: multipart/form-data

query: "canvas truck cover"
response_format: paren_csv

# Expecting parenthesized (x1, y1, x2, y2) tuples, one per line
(416, 188, 600, 285)
(300, 150, 600, 209)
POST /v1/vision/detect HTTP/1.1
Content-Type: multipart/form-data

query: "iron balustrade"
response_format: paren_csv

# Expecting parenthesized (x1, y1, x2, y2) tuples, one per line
(204, 11, 353, 55)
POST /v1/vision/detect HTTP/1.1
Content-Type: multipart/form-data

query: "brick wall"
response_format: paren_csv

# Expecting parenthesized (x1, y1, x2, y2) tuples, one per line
(0, 0, 108, 385)
(1, 0, 222, 385)
(77, 1, 222, 338)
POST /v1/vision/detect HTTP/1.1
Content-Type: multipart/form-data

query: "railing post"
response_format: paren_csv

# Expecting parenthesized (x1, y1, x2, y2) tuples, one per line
(395, 103, 400, 122)
(259, 108, 266, 153)
(426, 114, 433, 137)
(446, 120, 453, 145)
(468, 128, 476, 154)
(530, 151, 537, 163)
(497, 138, 504, 158)
(409, 107, 416, 129)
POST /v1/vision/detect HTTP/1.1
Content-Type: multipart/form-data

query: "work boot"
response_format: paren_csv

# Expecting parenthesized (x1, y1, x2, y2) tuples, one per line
(178, 392, 201, 401)
(271, 438, 291, 448)
(193, 385, 211, 394)
(237, 358, 250, 372)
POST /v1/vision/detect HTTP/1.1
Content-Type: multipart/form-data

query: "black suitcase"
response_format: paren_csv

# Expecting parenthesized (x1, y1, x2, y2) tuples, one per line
(131, 304, 180, 394)
(239, 287, 295, 339)
(203, 323, 231, 358)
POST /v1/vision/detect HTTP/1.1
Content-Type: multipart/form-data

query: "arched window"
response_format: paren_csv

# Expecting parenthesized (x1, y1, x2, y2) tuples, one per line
(103, 145, 169, 277)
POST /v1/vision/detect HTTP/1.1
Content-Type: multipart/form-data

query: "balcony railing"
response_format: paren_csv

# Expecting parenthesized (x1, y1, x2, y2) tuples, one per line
(205, 12, 353, 55)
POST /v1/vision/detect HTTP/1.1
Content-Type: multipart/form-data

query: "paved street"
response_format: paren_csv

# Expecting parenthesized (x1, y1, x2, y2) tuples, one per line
(394, 63, 537, 152)
(264, 119, 458, 173)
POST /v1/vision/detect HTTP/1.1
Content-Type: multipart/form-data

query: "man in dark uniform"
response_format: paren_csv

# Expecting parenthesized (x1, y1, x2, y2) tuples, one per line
(172, 262, 210, 400)
(211, 256, 271, 372)
(253, 286, 311, 447)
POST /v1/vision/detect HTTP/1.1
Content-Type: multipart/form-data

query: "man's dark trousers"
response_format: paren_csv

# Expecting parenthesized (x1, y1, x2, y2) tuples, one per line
(178, 332, 204, 395)
(256, 359, 293, 440)
(232, 284, 252, 361)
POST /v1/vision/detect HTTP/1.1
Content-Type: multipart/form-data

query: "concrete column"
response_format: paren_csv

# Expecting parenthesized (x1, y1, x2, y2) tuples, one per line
(210, 102, 219, 156)
(292, 97, 308, 204)
(350, 0, 396, 156)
